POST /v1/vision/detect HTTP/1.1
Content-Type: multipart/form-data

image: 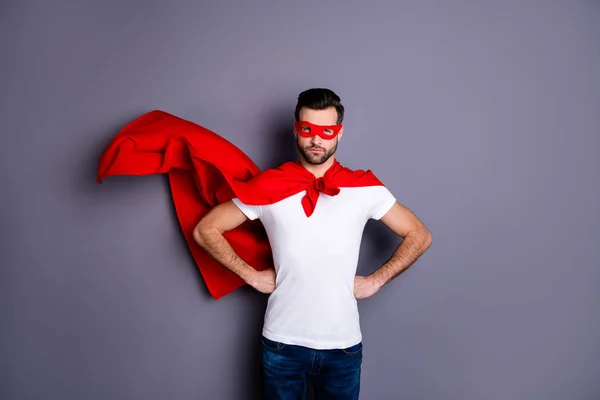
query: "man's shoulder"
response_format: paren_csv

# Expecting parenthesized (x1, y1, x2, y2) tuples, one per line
(333, 161, 384, 187)
(250, 161, 300, 177)
(338, 161, 368, 171)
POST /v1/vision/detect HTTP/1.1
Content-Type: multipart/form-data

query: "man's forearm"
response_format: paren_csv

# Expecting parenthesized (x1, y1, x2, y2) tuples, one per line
(193, 227, 256, 283)
(369, 227, 432, 288)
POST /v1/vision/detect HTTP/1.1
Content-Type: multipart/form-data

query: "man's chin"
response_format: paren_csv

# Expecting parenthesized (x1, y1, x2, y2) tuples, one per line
(303, 153, 330, 165)
(297, 145, 336, 165)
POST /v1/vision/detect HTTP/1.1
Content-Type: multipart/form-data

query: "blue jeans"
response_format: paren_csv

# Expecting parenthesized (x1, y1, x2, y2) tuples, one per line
(261, 336, 362, 400)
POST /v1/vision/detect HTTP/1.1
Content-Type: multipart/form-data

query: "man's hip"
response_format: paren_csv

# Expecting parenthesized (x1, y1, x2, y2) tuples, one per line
(261, 336, 362, 400)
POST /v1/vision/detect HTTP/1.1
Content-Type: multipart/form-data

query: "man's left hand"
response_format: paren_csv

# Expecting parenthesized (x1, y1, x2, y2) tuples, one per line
(353, 275, 382, 299)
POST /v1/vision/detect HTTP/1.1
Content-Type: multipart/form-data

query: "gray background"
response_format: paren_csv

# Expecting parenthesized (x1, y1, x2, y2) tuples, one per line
(1, 1, 599, 399)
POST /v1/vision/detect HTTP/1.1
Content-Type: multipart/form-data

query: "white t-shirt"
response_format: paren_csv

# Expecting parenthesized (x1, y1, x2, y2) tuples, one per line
(232, 184, 396, 350)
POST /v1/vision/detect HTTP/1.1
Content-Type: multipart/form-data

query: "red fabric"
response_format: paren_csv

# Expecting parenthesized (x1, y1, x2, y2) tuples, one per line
(97, 110, 384, 299)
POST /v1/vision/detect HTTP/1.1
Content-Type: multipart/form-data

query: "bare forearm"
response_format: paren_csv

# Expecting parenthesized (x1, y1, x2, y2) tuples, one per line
(369, 227, 432, 287)
(193, 227, 256, 283)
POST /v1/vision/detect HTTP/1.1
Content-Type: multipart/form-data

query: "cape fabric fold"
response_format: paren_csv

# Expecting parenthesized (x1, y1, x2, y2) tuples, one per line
(97, 110, 384, 299)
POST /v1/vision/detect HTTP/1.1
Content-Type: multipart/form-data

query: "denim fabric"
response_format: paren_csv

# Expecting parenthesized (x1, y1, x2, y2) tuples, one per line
(261, 336, 362, 400)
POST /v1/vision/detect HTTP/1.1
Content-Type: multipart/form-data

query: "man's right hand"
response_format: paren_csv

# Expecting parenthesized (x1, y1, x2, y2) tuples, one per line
(246, 268, 277, 294)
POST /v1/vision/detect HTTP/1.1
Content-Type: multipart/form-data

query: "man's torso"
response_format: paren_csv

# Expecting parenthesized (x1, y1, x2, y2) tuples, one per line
(233, 185, 395, 349)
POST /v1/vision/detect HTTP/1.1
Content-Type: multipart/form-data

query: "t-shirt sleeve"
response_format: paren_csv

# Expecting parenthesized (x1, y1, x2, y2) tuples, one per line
(368, 186, 397, 220)
(231, 198, 262, 221)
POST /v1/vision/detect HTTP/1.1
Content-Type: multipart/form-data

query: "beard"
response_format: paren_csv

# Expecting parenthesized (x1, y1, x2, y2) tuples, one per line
(296, 138, 338, 165)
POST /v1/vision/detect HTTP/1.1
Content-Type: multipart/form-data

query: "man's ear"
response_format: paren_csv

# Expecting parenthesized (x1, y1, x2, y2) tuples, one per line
(338, 125, 344, 141)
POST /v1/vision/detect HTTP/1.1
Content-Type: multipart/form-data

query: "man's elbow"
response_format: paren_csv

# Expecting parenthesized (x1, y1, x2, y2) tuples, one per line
(411, 221, 432, 251)
(420, 224, 433, 250)
(193, 218, 218, 248)
(422, 227, 433, 250)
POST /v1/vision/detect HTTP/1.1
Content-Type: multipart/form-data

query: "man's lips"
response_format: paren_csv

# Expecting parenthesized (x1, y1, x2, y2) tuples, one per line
(308, 147, 323, 153)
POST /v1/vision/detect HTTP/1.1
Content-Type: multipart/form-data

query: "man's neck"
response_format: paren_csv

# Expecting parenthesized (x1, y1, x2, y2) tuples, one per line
(298, 156, 336, 178)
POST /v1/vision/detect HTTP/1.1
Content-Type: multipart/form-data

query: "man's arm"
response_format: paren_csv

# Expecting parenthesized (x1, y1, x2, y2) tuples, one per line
(371, 201, 432, 286)
(355, 201, 432, 299)
(192, 200, 275, 294)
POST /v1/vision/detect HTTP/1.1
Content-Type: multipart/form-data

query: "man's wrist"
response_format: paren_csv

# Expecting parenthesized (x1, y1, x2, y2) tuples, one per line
(241, 268, 258, 286)
(367, 272, 388, 290)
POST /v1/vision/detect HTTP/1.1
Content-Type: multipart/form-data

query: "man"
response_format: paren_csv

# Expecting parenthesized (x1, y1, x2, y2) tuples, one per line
(193, 88, 432, 399)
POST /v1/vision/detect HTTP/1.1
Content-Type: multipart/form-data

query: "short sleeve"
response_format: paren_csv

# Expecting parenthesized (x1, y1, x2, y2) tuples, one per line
(368, 186, 397, 220)
(231, 198, 262, 220)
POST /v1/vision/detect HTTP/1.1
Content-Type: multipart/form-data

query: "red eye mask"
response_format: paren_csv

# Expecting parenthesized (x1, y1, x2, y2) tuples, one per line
(294, 121, 342, 140)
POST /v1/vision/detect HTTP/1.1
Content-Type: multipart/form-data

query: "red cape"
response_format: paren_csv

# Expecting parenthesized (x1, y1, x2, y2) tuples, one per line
(97, 110, 384, 299)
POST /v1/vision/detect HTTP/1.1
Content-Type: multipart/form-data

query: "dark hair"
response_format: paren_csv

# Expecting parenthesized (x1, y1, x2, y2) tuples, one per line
(294, 88, 345, 124)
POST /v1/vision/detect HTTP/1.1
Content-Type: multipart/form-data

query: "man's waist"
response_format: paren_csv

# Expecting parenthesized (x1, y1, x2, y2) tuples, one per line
(261, 326, 362, 350)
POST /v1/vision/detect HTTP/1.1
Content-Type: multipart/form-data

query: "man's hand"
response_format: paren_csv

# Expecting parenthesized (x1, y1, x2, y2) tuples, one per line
(247, 268, 277, 294)
(354, 275, 382, 300)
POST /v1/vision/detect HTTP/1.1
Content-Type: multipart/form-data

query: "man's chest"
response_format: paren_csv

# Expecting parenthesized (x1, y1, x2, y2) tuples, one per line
(259, 190, 370, 242)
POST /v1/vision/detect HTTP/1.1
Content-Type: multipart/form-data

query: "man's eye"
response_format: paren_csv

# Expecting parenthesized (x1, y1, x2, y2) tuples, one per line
(324, 129, 334, 135)
(301, 126, 311, 132)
